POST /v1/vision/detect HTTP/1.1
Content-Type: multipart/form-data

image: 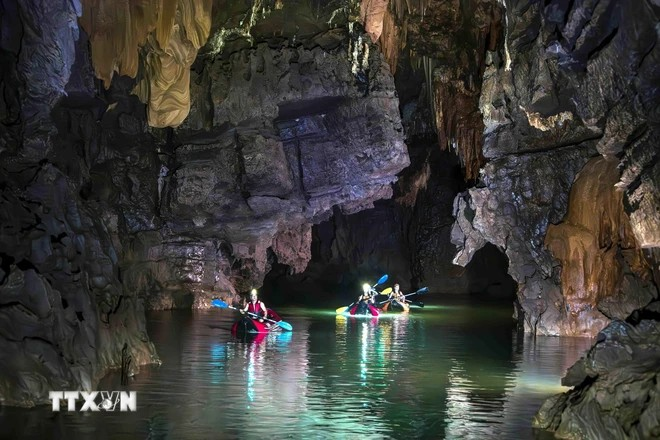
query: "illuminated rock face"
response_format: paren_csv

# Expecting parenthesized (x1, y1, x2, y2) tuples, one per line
(451, 0, 659, 337)
(126, 39, 409, 308)
(79, 0, 212, 127)
(545, 157, 656, 336)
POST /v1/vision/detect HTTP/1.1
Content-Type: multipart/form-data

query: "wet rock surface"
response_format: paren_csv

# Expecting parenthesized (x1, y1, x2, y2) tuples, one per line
(0, 0, 159, 406)
(533, 303, 660, 439)
(439, 0, 660, 437)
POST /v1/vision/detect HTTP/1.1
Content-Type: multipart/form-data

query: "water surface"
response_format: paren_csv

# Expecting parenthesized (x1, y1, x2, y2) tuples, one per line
(1, 300, 593, 439)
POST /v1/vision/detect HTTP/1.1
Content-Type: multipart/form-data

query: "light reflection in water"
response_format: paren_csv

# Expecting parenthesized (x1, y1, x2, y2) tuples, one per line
(0, 305, 593, 440)
(209, 343, 226, 385)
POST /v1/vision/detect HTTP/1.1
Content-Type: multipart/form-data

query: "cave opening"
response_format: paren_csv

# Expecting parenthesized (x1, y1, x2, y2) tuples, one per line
(463, 243, 518, 302)
(260, 134, 517, 311)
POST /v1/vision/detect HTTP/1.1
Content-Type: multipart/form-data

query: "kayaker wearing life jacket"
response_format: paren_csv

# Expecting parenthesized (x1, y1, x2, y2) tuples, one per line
(388, 283, 410, 312)
(241, 289, 268, 323)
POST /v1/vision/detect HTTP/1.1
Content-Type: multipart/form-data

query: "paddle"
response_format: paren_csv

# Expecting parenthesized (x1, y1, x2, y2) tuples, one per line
(377, 286, 428, 305)
(335, 274, 388, 314)
(373, 287, 393, 300)
(211, 299, 293, 331)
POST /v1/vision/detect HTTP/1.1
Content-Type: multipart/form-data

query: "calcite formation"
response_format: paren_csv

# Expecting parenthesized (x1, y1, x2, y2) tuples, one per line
(545, 157, 655, 334)
(79, 0, 213, 127)
(366, 0, 501, 180)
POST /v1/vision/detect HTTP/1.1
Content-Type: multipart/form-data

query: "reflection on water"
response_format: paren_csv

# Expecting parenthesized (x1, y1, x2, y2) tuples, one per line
(0, 302, 593, 439)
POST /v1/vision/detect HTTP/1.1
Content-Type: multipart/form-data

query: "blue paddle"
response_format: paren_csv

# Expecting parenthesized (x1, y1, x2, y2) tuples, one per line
(211, 299, 293, 331)
(335, 274, 389, 314)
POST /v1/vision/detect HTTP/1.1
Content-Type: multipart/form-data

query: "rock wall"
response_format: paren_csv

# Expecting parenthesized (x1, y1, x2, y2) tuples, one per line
(451, 0, 659, 337)
(0, 0, 158, 407)
(263, 0, 518, 300)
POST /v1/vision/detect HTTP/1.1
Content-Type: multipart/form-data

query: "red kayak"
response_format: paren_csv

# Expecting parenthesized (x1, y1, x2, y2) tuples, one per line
(231, 309, 283, 336)
(349, 302, 380, 316)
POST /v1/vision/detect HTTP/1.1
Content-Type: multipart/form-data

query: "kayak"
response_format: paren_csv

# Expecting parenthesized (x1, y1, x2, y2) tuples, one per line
(381, 300, 409, 313)
(231, 316, 271, 334)
(231, 309, 283, 336)
(348, 302, 380, 316)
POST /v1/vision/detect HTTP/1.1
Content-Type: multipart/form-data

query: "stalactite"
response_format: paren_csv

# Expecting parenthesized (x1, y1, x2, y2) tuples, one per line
(79, 0, 212, 128)
(360, 0, 389, 42)
(392, 0, 430, 21)
(378, 5, 405, 74)
(432, 66, 485, 181)
(423, 55, 436, 114)
(545, 157, 653, 310)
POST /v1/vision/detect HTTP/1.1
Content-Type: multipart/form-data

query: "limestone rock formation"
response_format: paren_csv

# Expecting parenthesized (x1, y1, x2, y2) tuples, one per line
(533, 304, 660, 439)
(0, 0, 408, 407)
(450, 0, 660, 336)
(79, 0, 213, 127)
(123, 31, 409, 308)
(0, 0, 159, 407)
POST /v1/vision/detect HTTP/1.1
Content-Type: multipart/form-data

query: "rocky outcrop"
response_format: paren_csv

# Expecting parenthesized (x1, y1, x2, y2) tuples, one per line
(122, 31, 409, 308)
(533, 303, 660, 439)
(545, 157, 656, 335)
(451, 0, 659, 336)
(263, 0, 517, 298)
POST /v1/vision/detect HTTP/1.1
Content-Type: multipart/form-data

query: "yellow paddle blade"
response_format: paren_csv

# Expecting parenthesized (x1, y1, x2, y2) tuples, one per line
(380, 287, 392, 295)
(336, 306, 348, 314)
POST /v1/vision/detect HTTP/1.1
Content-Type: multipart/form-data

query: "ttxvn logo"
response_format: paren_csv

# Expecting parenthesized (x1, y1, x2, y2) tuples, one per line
(49, 391, 137, 412)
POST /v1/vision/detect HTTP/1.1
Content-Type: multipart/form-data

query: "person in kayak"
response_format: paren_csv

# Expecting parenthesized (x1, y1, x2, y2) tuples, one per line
(352, 283, 379, 316)
(388, 283, 410, 312)
(241, 289, 269, 324)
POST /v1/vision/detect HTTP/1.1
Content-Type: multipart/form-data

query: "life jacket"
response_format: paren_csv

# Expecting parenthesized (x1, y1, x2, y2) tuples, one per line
(247, 301, 264, 316)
